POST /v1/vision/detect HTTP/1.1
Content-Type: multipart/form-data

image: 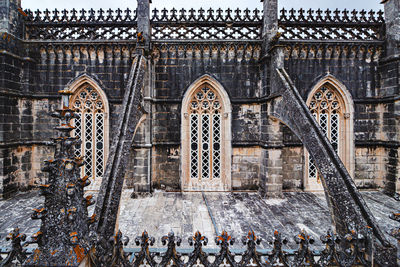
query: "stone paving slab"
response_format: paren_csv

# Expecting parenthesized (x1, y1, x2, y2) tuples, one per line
(0, 190, 398, 250)
(0, 191, 43, 248)
(118, 191, 216, 248)
(203, 192, 398, 249)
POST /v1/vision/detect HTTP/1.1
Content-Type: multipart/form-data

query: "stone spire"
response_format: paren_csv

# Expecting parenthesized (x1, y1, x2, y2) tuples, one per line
(383, 0, 400, 55)
(25, 90, 94, 266)
(136, 0, 151, 53)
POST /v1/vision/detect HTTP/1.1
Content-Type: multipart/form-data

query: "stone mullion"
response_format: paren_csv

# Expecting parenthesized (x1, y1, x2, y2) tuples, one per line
(92, 111, 97, 180)
(198, 111, 203, 181)
(209, 112, 214, 180)
(81, 113, 86, 177)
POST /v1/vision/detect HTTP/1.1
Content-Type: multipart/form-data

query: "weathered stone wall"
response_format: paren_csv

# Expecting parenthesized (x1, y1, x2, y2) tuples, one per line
(354, 146, 400, 193)
(152, 103, 180, 144)
(353, 102, 399, 192)
(0, 18, 32, 196)
(34, 45, 134, 97)
(149, 103, 180, 190)
(259, 111, 283, 197)
(0, 96, 57, 197)
(281, 46, 400, 194)
(379, 59, 400, 97)
(125, 117, 151, 192)
(0, 42, 137, 197)
(378, 57, 400, 194)
(125, 148, 150, 191)
(354, 103, 397, 143)
(262, 148, 283, 197)
(281, 123, 303, 190)
(152, 145, 180, 190)
(148, 45, 263, 191)
(284, 46, 381, 99)
(152, 45, 261, 100)
(232, 147, 260, 190)
(0, 145, 53, 197)
(1, 43, 398, 196)
(0, 0, 399, 197)
(0, 0, 23, 38)
(395, 100, 400, 193)
(282, 146, 303, 190)
(232, 104, 260, 144)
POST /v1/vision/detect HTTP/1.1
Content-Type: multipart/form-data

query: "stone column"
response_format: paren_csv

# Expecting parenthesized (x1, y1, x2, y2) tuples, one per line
(136, 0, 151, 52)
(259, 116, 283, 198)
(259, 0, 284, 198)
(133, 0, 152, 193)
(382, 0, 400, 196)
(0, 0, 26, 198)
(261, 0, 278, 54)
(383, 0, 400, 56)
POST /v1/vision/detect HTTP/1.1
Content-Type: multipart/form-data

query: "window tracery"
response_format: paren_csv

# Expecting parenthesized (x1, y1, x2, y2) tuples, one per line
(189, 85, 222, 181)
(70, 84, 106, 182)
(307, 84, 342, 184)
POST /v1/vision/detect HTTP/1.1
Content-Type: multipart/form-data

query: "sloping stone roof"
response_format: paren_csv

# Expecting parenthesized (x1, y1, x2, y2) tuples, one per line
(0, 190, 398, 249)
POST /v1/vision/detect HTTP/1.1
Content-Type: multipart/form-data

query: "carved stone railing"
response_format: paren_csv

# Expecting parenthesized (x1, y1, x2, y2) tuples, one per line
(0, 228, 380, 266)
(22, 8, 386, 42)
(23, 8, 138, 41)
(278, 8, 385, 41)
(150, 8, 262, 41)
(24, 8, 138, 23)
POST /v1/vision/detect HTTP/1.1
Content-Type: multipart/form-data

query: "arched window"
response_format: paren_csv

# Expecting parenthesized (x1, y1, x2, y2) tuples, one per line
(305, 77, 354, 190)
(189, 86, 222, 180)
(181, 75, 232, 191)
(69, 78, 109, 189)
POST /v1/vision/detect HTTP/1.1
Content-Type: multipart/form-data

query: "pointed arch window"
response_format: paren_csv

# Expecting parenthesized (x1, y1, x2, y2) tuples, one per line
(308, 85, 341, 182)
(305, 80, 353, 190)
(181, 76, 232, 191)
(70, 84, 108, 182)
(189, 85, 222, 180)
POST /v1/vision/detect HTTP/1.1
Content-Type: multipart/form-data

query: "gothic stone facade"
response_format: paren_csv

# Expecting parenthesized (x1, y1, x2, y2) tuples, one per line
(0, 0, 399, 198)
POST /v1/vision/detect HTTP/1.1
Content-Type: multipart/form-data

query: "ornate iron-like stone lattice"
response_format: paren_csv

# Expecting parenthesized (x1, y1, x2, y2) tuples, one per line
(1, 228, 377, 266)
(71, 85, 106, 184)
(0, 228, 28, 265)
(189, 85, 222, 181)
(278, 8, 385, 41)
(23, 7, 385, 42)
(308, 85, 342, 184)
(151, 8, 262, 40)
(24, 8, 138, 40)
